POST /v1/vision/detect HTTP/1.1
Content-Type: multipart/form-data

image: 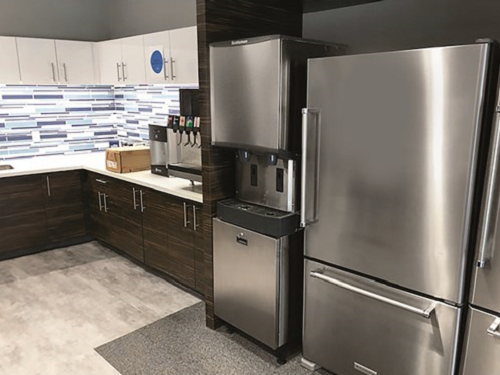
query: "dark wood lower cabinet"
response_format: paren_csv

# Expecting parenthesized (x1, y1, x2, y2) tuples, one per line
(143, 190, 203, 292)
(0, 170, 204, 295)
(0, 175, 47, 254)
(42, 171, 86, 243)
(86, 172, 144, 262)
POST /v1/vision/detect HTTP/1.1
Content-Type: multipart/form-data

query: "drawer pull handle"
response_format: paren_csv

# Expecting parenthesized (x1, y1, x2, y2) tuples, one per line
(95, 179, 107, 184)
(310, 269, 437, 319)
(236, 236, 248, 246)
(487, 318, 500, 339)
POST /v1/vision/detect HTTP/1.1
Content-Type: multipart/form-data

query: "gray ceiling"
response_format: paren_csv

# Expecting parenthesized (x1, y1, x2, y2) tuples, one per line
(303, 0, 382, 13)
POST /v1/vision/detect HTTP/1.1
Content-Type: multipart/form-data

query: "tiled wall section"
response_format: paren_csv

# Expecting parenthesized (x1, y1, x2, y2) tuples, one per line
(0, 85, 117, 160)
(114, 85, 180, 142)
(0, 84, 182, 160)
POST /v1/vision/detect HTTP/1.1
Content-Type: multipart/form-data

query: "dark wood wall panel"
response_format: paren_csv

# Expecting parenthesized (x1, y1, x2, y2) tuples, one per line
(197, 0, 303, 329)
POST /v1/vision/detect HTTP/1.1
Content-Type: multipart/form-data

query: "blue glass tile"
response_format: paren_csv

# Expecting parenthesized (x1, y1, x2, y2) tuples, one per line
(34, 95, 64, 99)
(2, 95, 32, 99)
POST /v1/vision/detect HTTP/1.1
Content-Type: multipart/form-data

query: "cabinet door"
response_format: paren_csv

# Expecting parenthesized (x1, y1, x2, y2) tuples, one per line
(143, 31, 171, 84)
(143, 189, 170, 272)
(96, 39, 123, 85)
(167, 199, 196, 288)
(0, 175, 47, 255)
(169, 26, 199, 85)
(55, 40, 96, 84)
(17, 37, 58, 84)
(0, 37, 21, 84)
(42, 171, 86, 243)
(193, 204, 205, 294)
(121, 35, 146, 84)
(104, 178, 144, 262)
(86, 173, 110, 243)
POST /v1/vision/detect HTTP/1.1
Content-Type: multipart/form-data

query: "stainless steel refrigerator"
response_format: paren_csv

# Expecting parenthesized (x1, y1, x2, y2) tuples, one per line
(462, 78, 500, 373)
(300, 41, 500, 375)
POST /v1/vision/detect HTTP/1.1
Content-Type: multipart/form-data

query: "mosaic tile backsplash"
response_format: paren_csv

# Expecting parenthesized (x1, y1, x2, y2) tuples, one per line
(0, 84, 181, 160)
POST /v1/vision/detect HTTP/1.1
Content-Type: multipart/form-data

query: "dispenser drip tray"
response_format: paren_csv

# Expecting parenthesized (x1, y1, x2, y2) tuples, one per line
(217, 198, 299, 238)
(168, 163, 202, 182)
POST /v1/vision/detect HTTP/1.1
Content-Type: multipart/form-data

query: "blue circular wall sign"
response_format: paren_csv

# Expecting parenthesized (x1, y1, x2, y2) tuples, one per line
(150, 50, 163, 74)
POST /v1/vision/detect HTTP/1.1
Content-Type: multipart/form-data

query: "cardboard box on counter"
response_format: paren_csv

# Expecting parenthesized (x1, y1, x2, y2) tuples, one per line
(105, 146, 150, 173)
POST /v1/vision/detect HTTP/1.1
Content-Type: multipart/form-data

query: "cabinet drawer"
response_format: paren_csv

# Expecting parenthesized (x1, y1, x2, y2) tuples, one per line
(303, 259, 461, 375)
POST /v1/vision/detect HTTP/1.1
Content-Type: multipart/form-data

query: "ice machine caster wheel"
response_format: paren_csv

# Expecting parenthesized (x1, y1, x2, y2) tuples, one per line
(277, 358, 287, 365)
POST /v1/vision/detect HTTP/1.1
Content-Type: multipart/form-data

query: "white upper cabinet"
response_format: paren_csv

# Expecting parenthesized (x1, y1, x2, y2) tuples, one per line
(54, 40, 96, 84)
(0, 37, 21, 84)
(97, 36, 146, 85)
(17, 37, 58, 85)
(120, 35, 146, 84)
(144, 26, 198, 85)
(169, 26, 199, 85)
(96, 39, 123, 85)
(143, 31, 171, 84)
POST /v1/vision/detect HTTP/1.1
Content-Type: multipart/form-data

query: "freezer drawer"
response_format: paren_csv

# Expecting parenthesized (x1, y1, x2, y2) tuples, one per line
(303, 259, 461, 375)
(461, 306, 500, 375)
(213, 218, 289, 349)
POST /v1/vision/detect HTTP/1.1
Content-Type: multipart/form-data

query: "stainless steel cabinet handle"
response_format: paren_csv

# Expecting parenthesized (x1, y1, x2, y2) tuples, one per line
(170, 57, 176, 80)
(310, 269, 437, 319)
(98, 192, 103, 211)
(103, 194, 108, 213)
(300, 108, 321, 227)
(163, 58, 170, 80)
(95, 178, 107, 184)
(193, 205, 199, 231)
(122, 62, 127, 81)
(132, 187, 139, 210)
(183, 202, 190, 227)
(117, 62, 122, 81)
(46, 176, 51, 197)
(487, 318, 500, 339)
(140, 190, 145, 213)
(477, 106, 500, 268)
(51, 62, 57, 82)
(62, 63, 68, 82)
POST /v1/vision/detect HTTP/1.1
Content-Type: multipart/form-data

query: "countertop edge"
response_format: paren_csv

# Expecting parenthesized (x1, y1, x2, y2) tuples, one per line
(0, 164, 204, 204)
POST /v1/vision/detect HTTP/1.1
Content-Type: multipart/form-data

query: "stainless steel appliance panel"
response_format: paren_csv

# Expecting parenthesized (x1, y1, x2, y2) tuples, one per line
(210, 38, 282, 151)
(213, 218, 288, 349)
(236, 154, 297, 212)
(303, 44, 491, 303)
(303, 259, 461, 375)
(461, 307, 500, 375)
(471, 93, 500, 312)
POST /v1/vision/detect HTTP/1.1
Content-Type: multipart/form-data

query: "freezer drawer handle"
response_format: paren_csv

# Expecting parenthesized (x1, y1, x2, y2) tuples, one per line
(310, 270, 437, 319)
(487, 318, 500, 339)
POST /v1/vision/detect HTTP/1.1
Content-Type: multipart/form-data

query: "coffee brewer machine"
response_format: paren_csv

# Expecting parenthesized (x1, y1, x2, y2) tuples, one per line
(210, 35, 346, 360)
(149, 124, 169, 176)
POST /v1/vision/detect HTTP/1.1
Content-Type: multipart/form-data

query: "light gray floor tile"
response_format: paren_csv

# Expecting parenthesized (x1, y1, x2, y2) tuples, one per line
(0, 242, 200, 375)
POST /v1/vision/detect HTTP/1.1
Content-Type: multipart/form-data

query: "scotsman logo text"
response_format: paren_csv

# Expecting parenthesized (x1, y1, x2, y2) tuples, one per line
(354, 362, 377, 375)
(231, 40, 248, 45)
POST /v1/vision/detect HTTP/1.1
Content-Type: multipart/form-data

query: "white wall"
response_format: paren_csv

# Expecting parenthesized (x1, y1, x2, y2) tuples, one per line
(304, 0, 500, 53)
(0, 0, 196, 42)
(106, 0, 196, 40)
(0, 0, 108, 41)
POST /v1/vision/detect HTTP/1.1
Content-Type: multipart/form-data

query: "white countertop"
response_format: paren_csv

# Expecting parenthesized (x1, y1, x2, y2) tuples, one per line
(0, 152, 203, 203)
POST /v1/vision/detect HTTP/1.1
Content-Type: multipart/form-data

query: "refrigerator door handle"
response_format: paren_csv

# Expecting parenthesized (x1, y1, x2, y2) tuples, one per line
(310, 269, 437, 319)
(300, 108, 320, 227)
(477, 106, 500, 268)
(487, 317, 500, 339)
